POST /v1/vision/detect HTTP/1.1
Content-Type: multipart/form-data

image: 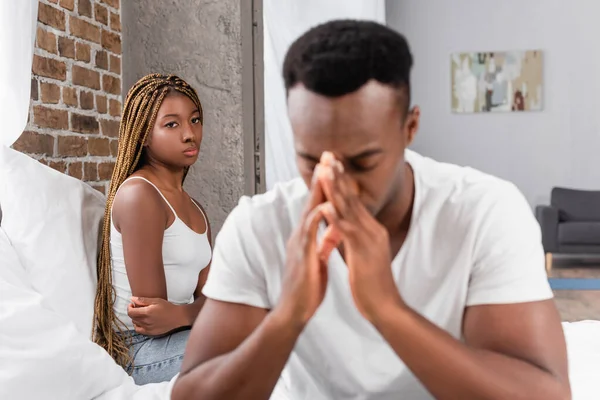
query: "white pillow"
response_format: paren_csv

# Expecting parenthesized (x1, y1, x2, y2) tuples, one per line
(0, 226, 132, 399)
(0, 157, 175, 400)
(0, 145, 105, 337)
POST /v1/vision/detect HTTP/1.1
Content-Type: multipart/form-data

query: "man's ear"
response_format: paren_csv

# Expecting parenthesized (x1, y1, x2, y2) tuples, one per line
(404, 105, 420, 147)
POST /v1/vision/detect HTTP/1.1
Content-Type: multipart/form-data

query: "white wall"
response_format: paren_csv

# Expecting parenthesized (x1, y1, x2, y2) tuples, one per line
(386, 0, 600, 207)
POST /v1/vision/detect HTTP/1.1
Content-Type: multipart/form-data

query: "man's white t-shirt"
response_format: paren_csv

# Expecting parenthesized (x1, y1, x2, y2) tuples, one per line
(202, 150, 553, 400)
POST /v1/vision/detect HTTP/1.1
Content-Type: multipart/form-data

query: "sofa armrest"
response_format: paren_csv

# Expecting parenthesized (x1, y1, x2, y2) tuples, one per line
(535, 205, 559, 252)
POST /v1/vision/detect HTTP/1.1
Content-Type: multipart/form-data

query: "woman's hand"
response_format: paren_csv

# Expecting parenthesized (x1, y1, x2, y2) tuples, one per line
(127, 296, 188, 336)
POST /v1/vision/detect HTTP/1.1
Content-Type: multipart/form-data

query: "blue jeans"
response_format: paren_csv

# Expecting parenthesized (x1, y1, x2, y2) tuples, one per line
(122, 328, 191, 385)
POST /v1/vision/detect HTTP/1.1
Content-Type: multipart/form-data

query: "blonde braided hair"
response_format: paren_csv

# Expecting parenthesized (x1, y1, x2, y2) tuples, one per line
(93, 73, 203, 368)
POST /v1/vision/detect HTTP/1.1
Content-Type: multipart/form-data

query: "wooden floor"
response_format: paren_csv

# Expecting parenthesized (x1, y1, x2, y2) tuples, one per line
(548, 256, 600, 322)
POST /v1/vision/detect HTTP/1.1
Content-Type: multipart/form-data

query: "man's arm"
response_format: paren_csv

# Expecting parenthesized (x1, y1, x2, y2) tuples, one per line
(173, 177, 333, 400)
(373, 299, 570, 400)
(319, 160, 570, 399)
(172, 300, 301, 400)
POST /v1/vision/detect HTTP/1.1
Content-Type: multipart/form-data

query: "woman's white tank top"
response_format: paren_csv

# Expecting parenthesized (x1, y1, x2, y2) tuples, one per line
(110, 176, 212, 331)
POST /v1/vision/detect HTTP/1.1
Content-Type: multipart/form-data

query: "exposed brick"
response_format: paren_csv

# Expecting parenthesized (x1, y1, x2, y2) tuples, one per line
(84, 162, 98, 181)
(63, 87, 78, 107)
(110, 139, 118, 156)
(70, 16, 101, 43)
(71, 113, 100, 134)
(109, 55, 121, 74)
(91, 183, 106, 194)
(95, 50, 109, 70)
(78, 0, 92, 18)
(73, 65, 101, 90)
(58, 36, 75, 59)
(68, 161, 83, 179)
(98, 161, 115, 180)
(101, 0, 120, 9)
(36, 27, 57, 54)
(12, 131, 54, 156)
(15, 0, 123, 188)
(109, 99, 121, 117)
(75, 42, 91, 62)
(33, 106, 68, 130)
(33, 55, 66, 81)
(38, 3, 66, 31)
(110, 12, 121, 32)
(102, 75, 120, 94)
(80, 91, 94, 110)
(101, 30, 121, 54)
(100, 118, 119, 137)
(57, 135, 88, 157)
(88, 137, 111, 156)
(96, 94, 107, 114)
(40, 82, 61, 104)
(48, 160, 67, 173)
(59, 0, 75, 11)
(31, 78, 39, 101)
(95, 3, 109, 25)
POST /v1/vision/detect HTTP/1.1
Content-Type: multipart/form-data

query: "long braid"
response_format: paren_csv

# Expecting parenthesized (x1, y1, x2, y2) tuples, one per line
(93, 73, 203, 368)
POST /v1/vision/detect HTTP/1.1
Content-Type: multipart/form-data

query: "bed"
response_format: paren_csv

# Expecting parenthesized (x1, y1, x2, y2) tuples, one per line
(1, 145, 599, 399)
(562, 320, 600, 399)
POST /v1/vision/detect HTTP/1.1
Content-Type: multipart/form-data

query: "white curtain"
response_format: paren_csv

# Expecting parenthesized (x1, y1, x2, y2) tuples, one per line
(264, 0, 386, 190)
(0, 0, 38, 148)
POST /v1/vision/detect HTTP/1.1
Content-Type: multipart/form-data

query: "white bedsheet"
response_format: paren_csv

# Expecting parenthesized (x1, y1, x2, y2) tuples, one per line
(562, 321, 600, 399)
(0, 226, 174, 400)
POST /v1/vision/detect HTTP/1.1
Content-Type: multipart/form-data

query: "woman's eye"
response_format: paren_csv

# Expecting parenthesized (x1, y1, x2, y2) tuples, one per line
(165, 122, 178, 128)
(191, 117, 201, 124)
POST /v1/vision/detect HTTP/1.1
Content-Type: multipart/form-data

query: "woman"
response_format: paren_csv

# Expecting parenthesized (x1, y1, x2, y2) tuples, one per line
(93, 74, 212, 385)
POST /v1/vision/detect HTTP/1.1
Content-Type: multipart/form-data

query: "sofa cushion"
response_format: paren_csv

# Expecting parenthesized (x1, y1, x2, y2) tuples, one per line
(552, 187, 600, 222)
(558, 222, 600, 245)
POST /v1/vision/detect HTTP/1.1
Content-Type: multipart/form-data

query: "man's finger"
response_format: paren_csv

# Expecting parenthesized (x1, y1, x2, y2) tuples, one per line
(318, 203, 342, 262)
(330, 160, 362, 221)
(303, 165, 326, 216)
(302, 202, 328, 249)
(318, 225, 341, 263)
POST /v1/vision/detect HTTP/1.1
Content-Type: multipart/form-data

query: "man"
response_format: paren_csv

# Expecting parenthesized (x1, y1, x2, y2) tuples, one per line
(172, 20, 570, 399)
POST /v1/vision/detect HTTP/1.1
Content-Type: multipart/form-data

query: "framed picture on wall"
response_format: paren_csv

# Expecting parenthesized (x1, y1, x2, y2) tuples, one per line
(451, 50, 543, 113)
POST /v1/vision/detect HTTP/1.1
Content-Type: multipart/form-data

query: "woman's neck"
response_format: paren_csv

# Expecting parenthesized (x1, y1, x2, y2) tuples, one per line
(139, 161, 185, 192)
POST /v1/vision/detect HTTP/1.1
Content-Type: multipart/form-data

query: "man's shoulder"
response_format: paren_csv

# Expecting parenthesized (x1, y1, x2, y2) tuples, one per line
(409, 150, 525, 209)
(222, 178, 308, 236)
(409, 150, 530, 230)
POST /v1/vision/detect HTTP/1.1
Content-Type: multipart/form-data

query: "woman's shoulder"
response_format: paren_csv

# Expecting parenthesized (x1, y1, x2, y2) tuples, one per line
(112, 175, 168, 222)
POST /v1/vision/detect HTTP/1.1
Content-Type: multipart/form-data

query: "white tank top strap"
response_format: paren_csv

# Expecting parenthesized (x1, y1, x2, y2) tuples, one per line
(121, 176, 178, 218)
(190, 198, 208, 227)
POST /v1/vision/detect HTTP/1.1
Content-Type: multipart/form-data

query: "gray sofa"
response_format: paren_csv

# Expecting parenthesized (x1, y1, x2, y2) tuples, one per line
(536, 187, 600, 270)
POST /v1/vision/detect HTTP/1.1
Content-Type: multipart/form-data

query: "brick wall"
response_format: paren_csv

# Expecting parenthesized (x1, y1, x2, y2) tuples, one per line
(12, 0, 122, 194)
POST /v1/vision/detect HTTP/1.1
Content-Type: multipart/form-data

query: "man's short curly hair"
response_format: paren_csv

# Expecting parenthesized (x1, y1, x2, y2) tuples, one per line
(283, 19, 413, 111)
